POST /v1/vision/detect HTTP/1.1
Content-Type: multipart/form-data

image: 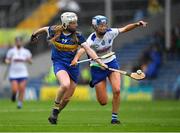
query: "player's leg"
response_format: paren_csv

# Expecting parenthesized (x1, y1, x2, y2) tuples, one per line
(48, 70, 71, 124)
(108, 71, 121, 124)
(90, 66, 108, 105)
(59, 79, 77, 111)
(10, 80, 18, 102)
(18, 79, 27, 109)
(54, 70, 71, 107)
(95, 80, 108, 105)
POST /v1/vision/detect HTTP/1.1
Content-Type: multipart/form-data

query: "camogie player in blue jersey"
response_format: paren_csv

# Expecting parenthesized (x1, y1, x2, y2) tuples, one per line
(71, 15, 147, 124)
(31, 12, 107, 124)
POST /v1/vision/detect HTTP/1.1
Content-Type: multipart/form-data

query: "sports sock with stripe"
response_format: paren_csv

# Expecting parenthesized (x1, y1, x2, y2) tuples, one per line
(112, 113, 118, 121)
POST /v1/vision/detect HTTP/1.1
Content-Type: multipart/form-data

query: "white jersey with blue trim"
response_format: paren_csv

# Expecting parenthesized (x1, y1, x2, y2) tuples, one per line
(6, 47, 32, 78)
(86, 28, 119, 65)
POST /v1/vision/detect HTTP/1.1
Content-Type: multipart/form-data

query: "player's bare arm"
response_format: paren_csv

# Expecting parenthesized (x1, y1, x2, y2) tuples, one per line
(81, 42, 108, 69)
(31, 27, 49, 41)
(118, 20, 147, 33)
(70, 48, 85, 66)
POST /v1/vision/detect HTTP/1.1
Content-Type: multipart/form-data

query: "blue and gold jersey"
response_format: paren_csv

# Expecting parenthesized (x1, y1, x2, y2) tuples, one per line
(48, 26, 86, 64)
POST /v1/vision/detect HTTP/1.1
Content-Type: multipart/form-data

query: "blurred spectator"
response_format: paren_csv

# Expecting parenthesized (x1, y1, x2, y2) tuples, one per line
(57, 0, 81, 13)
(148, 0, 163, 16)
(174, 22, 180, 37)
(133, 9, 146, 22)
(175, 22, 180, 58)
(139, 44, 162, 79)
(169, 29, 178, 55)
(173, 75, 180, 100)
(166, 23, 180, 59)
(153, 30, 165, 52)
(150, 44, 162, 66)
(176, 35, 180, 58)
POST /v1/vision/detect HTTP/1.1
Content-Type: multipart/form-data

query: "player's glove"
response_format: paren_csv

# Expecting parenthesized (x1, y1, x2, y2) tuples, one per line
(30, 34, 38, 42)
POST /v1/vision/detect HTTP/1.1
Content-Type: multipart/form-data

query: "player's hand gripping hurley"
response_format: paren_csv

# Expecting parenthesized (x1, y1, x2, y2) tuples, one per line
(77, 52, 115, 64)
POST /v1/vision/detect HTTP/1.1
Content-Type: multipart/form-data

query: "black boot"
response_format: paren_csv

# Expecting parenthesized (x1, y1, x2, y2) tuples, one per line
(48, 109, 59, 125)
(11, 93, 16, 102)
(111, 119, 121, 124)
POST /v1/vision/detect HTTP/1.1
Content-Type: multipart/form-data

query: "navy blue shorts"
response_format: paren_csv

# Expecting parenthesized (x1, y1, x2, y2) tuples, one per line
(53, 61, 79, 83)
(90, 59, 120, 87)
(9, 77, 28, 83)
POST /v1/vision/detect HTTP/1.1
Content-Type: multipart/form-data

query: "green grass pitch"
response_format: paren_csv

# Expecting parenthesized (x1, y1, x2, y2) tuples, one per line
(0, 100, 180, 132)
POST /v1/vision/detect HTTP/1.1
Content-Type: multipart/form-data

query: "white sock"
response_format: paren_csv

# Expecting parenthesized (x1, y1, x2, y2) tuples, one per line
(18, 101, 22, 107)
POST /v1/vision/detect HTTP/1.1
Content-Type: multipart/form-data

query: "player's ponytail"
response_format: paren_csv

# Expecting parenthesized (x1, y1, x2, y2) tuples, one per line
(72, 32, 79, 44)
(50, 25, 63, 42)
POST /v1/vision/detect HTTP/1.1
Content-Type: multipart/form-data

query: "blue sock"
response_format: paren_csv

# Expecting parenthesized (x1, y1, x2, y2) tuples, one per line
(112, 113, 118, 121)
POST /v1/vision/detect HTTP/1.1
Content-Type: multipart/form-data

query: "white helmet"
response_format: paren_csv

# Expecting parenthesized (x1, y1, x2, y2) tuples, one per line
(61, 12, 78, 29)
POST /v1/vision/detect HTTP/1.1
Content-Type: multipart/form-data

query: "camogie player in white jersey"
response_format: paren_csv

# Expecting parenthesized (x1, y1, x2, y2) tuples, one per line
(71, 15, 147, 124)
(5, 36, 32, 109)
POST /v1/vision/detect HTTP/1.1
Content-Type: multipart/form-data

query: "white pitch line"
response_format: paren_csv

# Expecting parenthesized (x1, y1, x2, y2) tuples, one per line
(0, 124, 103, 127)
(0, 131, 177, 133)
(0, 106, 180, 113)
(0, 132, 179, 133)
(0, 108, 111, 113)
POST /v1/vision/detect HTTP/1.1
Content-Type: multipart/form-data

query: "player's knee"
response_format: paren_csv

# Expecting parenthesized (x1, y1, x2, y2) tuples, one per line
(61, 83, 71, 90)
(113, 89, 120, 96)
(19, 90, 25, 94)
(98, 99, 108, 106)
(99, 101, 107, 106)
